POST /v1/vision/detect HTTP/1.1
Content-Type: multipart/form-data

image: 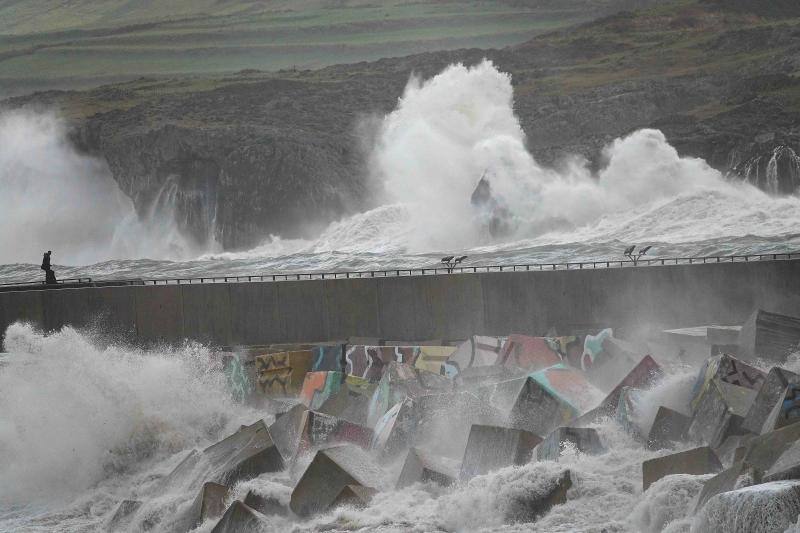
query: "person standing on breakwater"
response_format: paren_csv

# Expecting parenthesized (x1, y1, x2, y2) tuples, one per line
(41, 250, 57, 284)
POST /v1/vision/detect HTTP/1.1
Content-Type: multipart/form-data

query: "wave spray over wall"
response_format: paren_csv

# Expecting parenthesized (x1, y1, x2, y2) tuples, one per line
(0, 110, 201, 266)
(367, 60, 800, 252)
(3, 60, 800, 280)
(211, 60, 800, 272)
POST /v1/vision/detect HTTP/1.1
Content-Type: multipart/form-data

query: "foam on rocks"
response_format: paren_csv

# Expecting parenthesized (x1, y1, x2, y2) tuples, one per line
(692, 481, 800, 533)
(290, 444, 385, 517)
(13, 302, 800, 531)
(642, 447, 722, 491)
(536, 427, 604, 462)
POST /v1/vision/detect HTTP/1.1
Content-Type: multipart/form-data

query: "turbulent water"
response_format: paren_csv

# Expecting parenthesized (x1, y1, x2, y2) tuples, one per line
(2, 61, 800, 531)
(2, 61, 800, 284)
(0, 324, 762, 533)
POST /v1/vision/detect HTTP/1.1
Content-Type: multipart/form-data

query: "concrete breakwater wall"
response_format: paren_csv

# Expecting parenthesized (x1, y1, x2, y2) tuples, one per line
(2, 260, 800, 348)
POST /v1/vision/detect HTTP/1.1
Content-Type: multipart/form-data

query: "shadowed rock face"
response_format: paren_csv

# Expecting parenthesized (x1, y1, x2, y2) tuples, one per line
(10, 0, 800, 249)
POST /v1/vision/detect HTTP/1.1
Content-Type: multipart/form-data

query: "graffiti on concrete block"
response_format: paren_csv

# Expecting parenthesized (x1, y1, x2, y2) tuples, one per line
(312, 344, 345, 372)
(581, 328, 614, 370)
(223, 353, 253, 403)
(345, 345, 420, 382)
(445, 336, 504, 377)
(300, 370, 343, 409)
(414, 346, 457, 375)
(254, 350, 313, 397)
(690, 354, 765, 411)
(529, 363, 604, 415)
(499, 335, 562, 371)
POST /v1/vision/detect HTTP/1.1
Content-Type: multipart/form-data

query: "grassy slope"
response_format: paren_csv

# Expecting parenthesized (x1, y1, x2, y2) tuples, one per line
(0, 0, 630, 96)
(18, 0, 799, 124)
(511, 0, 800, 109)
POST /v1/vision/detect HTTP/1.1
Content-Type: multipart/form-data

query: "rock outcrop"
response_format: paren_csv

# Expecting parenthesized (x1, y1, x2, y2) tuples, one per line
(5, 0, 799, 249)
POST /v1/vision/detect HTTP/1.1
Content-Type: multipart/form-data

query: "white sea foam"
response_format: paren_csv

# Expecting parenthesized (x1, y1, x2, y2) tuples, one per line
(4, 61, 800, 280)
(160, 61, 800, 278)
(0, 323, 258, 519)
(0, 322, 745, 532)
(0, 110, 204, 266)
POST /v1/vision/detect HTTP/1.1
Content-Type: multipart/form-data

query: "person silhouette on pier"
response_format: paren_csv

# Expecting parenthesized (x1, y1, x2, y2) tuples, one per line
(41, 250, 57, 284)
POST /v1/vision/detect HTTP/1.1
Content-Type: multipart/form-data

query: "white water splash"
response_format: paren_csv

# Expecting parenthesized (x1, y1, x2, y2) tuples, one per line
(0, 110, 205, 266)
(212, 60, 800, 269)
(0, 323, 253, 506)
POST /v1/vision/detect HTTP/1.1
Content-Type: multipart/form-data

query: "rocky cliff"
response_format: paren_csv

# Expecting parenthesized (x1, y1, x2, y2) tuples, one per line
(5, 0, 800, 250)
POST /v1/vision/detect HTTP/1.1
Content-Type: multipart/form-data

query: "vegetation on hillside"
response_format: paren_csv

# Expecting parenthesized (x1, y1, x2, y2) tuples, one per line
(0, 0, 647, 96)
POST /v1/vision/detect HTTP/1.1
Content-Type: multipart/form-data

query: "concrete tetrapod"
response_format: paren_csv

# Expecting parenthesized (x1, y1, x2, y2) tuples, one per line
(570, 355, 662, 427)
(647, 406, 691, 449)
(738, 309, 800, 362)
(176, 481, 229, 532)
(290, 444, 384, 518)
(108, 500, 142, 530)
(210, 500, 264, 533)
(476, 376, 577, 438)
(460, 425, 542, 480)
(202, 419, 285, 485)
(686, 380, 757, 448)
(243, 490, 288, 517)
(642, 447, 722, 491)
(741, 367, 800, 434)
(397, 448, 458, 488)
(761, 383, 800, 434)
(330, 485, 378, 509)
(693, 460, 754, 514)
(365, 361, 450, 429)
(742, 421, 800, 475)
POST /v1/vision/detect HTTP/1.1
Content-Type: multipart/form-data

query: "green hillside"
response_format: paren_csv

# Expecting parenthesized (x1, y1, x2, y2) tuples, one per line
(0, 0, 645, 96)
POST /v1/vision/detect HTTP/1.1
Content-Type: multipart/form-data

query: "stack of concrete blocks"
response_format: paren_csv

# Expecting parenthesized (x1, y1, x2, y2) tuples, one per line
(115, 312, 800, 531)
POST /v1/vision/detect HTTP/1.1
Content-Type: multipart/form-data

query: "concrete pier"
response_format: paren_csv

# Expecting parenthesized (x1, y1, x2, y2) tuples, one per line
(2, 259, 800, 347)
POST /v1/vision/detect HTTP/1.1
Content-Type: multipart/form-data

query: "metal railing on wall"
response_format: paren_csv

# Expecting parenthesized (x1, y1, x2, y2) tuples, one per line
(3, 251, 797, 290)
(0, 277, 92, 288)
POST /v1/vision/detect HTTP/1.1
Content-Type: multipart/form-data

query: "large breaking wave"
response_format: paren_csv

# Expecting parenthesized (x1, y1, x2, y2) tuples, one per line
(2, 60, 800, 283)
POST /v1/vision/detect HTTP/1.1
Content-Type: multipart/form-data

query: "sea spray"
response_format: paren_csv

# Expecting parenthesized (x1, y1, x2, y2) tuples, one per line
(0, 320, 746, 532)
(199, 62, 800, 274)
(0, 110, 204, 265)
(4, 63, 800, 277)
(0, 323, 256, 506)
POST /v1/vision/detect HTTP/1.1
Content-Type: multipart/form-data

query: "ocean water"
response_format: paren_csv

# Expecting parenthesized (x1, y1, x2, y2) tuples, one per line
(2, 61, 800, 283)
(2, 60, 800, 532)
(0, 324, 732, 533)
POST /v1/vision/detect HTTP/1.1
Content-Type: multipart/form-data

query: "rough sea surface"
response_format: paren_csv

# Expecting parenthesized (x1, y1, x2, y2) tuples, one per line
(3, 61, 800, 532)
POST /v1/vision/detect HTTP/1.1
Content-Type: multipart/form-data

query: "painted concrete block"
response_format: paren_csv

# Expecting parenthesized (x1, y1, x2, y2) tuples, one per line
(742, 367, 800, 434)
(254, 350, 313, 397)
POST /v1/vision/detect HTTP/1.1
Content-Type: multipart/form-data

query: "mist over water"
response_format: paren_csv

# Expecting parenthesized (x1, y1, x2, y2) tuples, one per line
(2, 60, 800, 284)
(0, 110, 202, 268)
(0, 325, 727, 532)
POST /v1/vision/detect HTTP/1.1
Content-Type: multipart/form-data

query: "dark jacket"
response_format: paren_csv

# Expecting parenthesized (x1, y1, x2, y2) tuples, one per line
(41, 253, 51, 271)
